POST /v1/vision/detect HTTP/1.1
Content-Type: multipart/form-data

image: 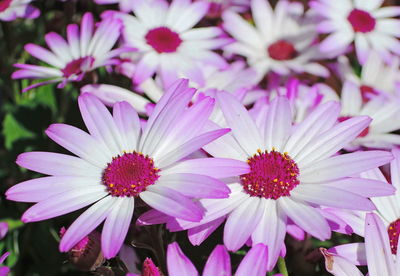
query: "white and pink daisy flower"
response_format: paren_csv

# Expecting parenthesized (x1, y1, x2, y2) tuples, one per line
(324, 80, 400, 149)
(337, 53, 400, 99)
(156, 93, 393, 270)
(104, 0, 231, 86)
(223, 0, 329, 81)
(12, 12, 129, 92)
(6, 79, 249, 259)
(310, 0, 400, 64)
(0, 0, 39, 21)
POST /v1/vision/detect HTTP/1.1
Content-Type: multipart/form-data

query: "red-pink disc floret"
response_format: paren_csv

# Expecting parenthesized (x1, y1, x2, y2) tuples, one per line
(241, 149, 300, 200)
(145, 27, 182, 53)
(388, 219, 400, 255)
(102, 152, 160, 197)
(61, 56, 95, 78)
(267, 40, 297, 61)
(347, 9, 376, 33)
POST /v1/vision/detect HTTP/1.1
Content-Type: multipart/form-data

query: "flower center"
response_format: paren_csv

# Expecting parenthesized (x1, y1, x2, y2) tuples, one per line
(145, 27, 182, 53)
(388, 219, 400, 254)
(102, 152, 160, 197)
(61, 56, 95, 78)
(240, 149, 300, 200)
(267, 40, 297, 61)
(0, 0, 12, 12)
(347, 9, 376, 33)
(142, 258, 161, 276)
(360, 85, 379, 102)
(338, 116, 369, 137)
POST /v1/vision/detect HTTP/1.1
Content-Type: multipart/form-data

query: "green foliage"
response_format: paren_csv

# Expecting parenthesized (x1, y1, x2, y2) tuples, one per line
(2, 113, 35, 150)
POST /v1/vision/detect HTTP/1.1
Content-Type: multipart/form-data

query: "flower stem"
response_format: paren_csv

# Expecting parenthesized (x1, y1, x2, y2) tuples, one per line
(278, 257, 289, 276)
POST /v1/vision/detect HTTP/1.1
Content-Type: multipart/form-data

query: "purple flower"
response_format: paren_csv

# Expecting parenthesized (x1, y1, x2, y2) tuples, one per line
(103, 0, 232, 86)
(6, 79, 248, 259)
(155, 92, 393, 270)
(12, 12, 130, 92)
(310, 0, 400, 64)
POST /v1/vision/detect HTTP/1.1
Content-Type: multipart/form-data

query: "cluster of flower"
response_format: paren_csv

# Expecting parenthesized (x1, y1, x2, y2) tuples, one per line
(2, 0, 400, 275)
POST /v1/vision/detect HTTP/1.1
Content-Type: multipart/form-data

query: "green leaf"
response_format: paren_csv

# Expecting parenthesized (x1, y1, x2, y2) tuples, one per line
(2, 113, 36, 150)
(15, 84, 57, 114)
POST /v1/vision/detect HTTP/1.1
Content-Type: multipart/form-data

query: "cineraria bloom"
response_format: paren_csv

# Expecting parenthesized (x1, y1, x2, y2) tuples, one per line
(103, 0, 231, 87)
(0, 0, 39, 21)
(337, 53, 400, 98)
(12, 12, 129, 92)
(93, 0, 132, 12)
(223, 0, 329, 82)
(160, 93, 393, 270)
(128, 243, 268, 275)
(326, 80, 400, 149)
(6, 79, 248, 259)
(321, 213, 400, 276)
(310, 0, 400, 64)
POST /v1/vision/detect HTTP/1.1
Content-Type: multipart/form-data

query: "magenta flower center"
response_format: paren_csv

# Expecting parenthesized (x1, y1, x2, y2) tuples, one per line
(338, 116, 369, 137)
(145, 27, 182, 53)
(347, 9, 376, 33)
(267, 40, 297, 61)
(240, 149, 300, 200)
(61, 56, 95, 78)
(360, 85, 379, 102)
(0, 0, 12, 12)
(142, 258, 160, 276)
(102, 152, 160, 197)
(388, 219, 400, 254)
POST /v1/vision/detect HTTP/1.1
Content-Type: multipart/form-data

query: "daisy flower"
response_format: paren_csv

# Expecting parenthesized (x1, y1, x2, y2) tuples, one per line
(12, 12, 129, 92)
(337, 53, 400, 99)
(0, 0, 39, 21)
(161, 93, 392, 270)
(103, 0, 231, 87)
(327, 80, 400, 149)
(310, 0, 400, 64)
(223, 0, 329, 81)
(321, 213, 399, 276)
(6, 79, 248, 259)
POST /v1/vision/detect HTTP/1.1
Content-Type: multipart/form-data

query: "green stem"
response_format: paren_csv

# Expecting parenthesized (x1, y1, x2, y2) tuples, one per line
(278, 257, 289, 276)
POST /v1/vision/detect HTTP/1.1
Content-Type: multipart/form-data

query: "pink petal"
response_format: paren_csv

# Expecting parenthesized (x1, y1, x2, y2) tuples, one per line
(22, 186, 107, 222)
(167, 242, 199, 276)
(102, 197, 134, 259)
(203, 245, 231, 276)
(161, 158, 249, 179)
(60, 196, 116, 252)
(235, 244, 268, 276)
(140, 186, 204, 222)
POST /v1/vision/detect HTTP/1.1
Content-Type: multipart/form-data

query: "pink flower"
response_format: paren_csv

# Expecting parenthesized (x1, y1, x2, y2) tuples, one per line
(94, 0, 132, 12)
(103, 0, 232, 86)
(6, 79, 248, 259)
(223, 0, 329, 81)
(310, 0, 400, 64)
(0, 0, 39, 21)
(155, 93, 393, 271)
(12, 13, 130, 92)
